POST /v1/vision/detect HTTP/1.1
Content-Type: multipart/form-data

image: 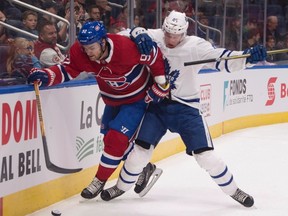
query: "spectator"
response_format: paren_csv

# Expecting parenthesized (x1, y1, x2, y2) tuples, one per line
(111, 6, 128, 29)
(242, 28, 261, 50)
(38, 1, 58, 25)
(243, 17, 258, 42)
(0, 0, 14, 12)
(275, 34, 288, 61)
(0, 10, 23, 43)
(20, 0, 43, 12)
(110, 8, 141, 31)
(266, 15, 282, 44)
(109, 21, 126, 34)
(134, 13, 141, 27)
(266, 35, 276, 62)
(0, 10, 8, 44)
(57, 2, 82, 46)
(3, 37, 41, 83)
(144, 0, 194, 28)
(96, 0, 112, 29)
(76, 2, 87, 26)
(197, 15, 209, 39)
(34, 19, 66, 67)
(18, 10, 38, 41)
(3, 7, 22, 21)
(169, 0, 194, 17)
(86, 5, 101, 22)
(226, 15, 241, 50)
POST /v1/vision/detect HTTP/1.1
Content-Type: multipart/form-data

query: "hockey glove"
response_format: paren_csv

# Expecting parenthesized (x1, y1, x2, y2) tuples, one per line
(130, 27, 153, 55)
(145, 82, 170, 104)
(27, 68, 55, 87)
(244, 45, 267, 64)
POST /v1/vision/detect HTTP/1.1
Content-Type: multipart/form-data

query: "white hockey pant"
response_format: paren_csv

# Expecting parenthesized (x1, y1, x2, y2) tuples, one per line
(194, 150, 238, 196)
(117, 144, 154, 191)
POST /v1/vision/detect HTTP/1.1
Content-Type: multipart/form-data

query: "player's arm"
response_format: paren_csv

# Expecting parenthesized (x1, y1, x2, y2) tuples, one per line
(196, 37, 267, 72)
(136, 43, 170, 103)
(27, 61, 74, 86)
(27, 45, 82, 86)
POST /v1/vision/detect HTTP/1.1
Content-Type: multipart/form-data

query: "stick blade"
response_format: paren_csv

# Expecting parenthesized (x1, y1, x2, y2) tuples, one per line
(46, 163, 82, 174)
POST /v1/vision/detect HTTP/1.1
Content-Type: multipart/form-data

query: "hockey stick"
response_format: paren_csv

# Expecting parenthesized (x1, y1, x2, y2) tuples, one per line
(34, 82, 82, 174)
(139, 168, 163, 197)
(184, 48, 288, 66)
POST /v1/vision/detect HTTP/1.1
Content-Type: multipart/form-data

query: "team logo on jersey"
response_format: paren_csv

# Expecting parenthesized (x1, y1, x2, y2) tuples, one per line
(105, 77, 130, 90)
(164, 58, 179, 90)
(168, 69, 180, 90)
(104, 77, 130, 90)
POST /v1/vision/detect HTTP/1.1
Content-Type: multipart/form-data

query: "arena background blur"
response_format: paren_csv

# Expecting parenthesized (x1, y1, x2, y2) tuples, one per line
(1, 0, 288, 77)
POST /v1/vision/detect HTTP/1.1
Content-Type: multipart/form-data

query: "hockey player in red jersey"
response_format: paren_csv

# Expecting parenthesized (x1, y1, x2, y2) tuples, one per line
(27, 21, 170, 199)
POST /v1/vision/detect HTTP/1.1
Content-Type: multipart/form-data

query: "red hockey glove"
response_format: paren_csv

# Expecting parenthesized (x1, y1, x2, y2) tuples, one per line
(27, 68, 55, 87)
(145, 82, 170, 103)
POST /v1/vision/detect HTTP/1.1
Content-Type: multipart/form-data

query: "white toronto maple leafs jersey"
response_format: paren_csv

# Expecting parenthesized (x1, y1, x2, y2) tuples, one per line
(147, 29, 247, 108)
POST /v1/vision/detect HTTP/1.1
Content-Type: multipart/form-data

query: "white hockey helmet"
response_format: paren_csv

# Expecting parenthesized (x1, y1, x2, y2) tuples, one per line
(162, 10, 189, 35)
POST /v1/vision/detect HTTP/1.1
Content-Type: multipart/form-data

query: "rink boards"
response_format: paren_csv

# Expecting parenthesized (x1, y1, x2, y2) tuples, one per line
(1, 65, 288, 216)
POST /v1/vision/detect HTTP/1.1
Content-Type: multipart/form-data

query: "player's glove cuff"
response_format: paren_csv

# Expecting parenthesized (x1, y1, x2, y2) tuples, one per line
(27, 68, 55, 87)
(244, 45, 267, 65)
(145, 82, 170, 104)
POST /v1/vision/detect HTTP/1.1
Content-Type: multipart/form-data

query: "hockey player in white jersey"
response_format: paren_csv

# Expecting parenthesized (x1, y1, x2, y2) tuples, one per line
(100, 11, 267, 207)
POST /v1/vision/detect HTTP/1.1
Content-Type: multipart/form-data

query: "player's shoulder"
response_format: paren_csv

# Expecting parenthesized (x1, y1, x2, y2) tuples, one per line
(69, 41, 83, 54)
(108, 33, 138, 53)
(68, 41, 88, 61)
(147, 29, 163, 39)
(107, 33, 133, 44)
(183, 35, 212, 48)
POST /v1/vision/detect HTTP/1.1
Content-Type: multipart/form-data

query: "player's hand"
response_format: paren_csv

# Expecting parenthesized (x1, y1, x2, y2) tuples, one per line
(145, 82, 170, 103)
(244, 45, 267, 64)
(130, 27, 153, 55)
(27, 68, 55, 87)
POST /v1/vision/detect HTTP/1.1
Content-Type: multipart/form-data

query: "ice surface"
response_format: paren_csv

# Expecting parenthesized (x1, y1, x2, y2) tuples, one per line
(28, 123, 288, 216)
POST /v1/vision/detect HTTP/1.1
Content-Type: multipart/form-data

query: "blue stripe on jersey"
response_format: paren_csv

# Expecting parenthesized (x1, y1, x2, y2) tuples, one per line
(125, 64, 145, 83)
(216, 49, 229, 71)
(218, 175, 234, 187)
(171, 96, 200, 104)
(123, 165, 141, 176)
(100, 154, 122, 166)
(225, 51, 233, 73)
(119, 173, 136, 184)
(211, 166, 228, 179)
(59, 65, 71, 82)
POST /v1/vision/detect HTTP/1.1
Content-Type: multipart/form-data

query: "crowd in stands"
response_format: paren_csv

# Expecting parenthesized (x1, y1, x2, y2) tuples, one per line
(0, 0, 288, 86)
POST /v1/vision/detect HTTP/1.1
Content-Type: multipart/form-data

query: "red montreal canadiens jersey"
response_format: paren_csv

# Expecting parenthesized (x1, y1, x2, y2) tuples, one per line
(48, 34, 165, 106)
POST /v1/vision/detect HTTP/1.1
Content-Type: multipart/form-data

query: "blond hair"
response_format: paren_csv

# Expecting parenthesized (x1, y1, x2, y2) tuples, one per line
(6, 37, 31, 74)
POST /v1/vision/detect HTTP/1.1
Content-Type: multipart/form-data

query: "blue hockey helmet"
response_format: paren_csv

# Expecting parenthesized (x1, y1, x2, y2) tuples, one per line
(78, 21, 107, 45)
